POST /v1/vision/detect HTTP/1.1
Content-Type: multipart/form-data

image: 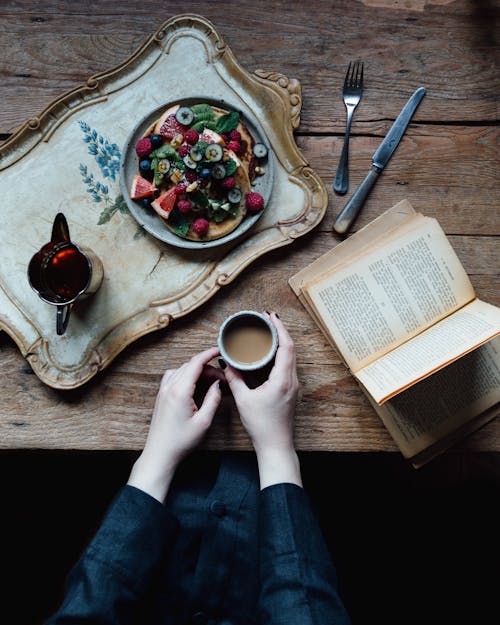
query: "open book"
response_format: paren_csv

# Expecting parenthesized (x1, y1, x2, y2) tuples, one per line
(290, 200, 500, 466)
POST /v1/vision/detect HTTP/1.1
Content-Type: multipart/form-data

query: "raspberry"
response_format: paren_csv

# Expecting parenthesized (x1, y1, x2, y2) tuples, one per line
(220, 134, 229, 144)
(177, 199, 192, 213)
(178, 144, 190, 158)
(246, 192, 264, 212)
(227, 141, 241, 153)
(192, 218, 210, 237)
(185, 170, 198, 183)
(174, 183, 188, 194)
(184, 128, 199, 145)
(135, 137, 153, 158)
(221, 176, 236, 190)
(229, 130, 241, 142)
(239, 139, 248, 154)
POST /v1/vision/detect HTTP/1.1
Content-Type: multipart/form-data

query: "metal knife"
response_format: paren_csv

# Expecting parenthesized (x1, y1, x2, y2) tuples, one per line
(333, 87, 426, 235)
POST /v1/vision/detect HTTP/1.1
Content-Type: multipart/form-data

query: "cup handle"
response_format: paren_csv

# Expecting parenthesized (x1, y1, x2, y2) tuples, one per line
(56, 304, 72, 335)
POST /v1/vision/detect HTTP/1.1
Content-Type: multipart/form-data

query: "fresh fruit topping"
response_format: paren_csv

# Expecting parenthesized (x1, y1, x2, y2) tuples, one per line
(229, 129, 241, 142)
(220, 133, 229, 144)
(185, 170, 198, 183)
(178, 144, 190, 158)
(201, 128, 224, 145)
(184, 128, 199, 145)
(130, 175, 156, 199)
(227, 187, 242, 204)
(159, 114, 186, 140)
(170, 133, 184, 149)
(175, 106, 194, 126)
(221, 176, 236, 190)
(170, 168, 184, 184)
(192, 218, 210, 237)
(157, 159, 170, 174)
(174, 183, 188, 194)
(183, 154, 197, 169)
(200, 167, 212, 179)
(151, 188, 177, 219)
(205, 143, 223, 162)
(211, 163, 226, 180)
(139, 159, 151, 173)
(189, 145, 204, 162)
(246, 192, 264, 212)
(177, 199, 192, 213)
(135, 137, 153, 158)
(253, 143, 268, 159)
(150, 134, 163, 149)
(140, 198, 152, 208)
(227, 140, 241, 153)
(186, 181, 199, 193)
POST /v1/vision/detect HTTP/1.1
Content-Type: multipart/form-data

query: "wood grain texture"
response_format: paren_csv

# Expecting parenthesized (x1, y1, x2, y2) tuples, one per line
(0, 0, 498, 133)
(0, 0, 498, 452)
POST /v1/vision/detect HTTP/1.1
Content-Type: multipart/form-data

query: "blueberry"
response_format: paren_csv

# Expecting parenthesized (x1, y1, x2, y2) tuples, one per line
(140, 198, 151, 208)
(139, 159, 151, 172)
(200, 167, 211, 179)
(150, 134, 163, 149)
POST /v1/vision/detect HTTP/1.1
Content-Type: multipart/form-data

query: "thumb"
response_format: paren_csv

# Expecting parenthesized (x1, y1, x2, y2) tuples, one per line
(223, 363, 248, 397)
(195, 379, 221, 427)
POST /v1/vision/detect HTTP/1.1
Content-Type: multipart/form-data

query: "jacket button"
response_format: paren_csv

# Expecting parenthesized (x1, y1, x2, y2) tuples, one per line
(191, 611, 208, 625)
(209, 500, 227, 517)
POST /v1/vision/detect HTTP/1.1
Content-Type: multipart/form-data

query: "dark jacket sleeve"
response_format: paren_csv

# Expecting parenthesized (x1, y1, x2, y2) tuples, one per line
(45, 485, 178, 625)
(258, 483, 350, 625)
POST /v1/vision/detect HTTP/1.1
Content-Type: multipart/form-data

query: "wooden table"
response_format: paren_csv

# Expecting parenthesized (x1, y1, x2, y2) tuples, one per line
(0, 0, 498, 452)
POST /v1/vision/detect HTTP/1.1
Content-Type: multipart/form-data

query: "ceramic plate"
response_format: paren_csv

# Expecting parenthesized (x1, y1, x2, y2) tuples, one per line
(119, 97, 274, 249)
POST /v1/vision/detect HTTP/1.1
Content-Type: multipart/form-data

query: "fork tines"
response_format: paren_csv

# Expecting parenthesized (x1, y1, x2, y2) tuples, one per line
(345, 61, 364, 89)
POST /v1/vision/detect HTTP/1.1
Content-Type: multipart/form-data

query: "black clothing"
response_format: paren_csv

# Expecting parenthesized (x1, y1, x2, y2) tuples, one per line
(46, 454, 350, 624)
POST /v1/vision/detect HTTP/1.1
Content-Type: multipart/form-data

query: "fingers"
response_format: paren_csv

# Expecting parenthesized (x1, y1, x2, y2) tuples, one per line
(195, 379, 221, 427)
(223, 362, 248, 396)
(267, 312, 296, 376)
(183, 347, 221, 384)
(202, 364, 226, 383)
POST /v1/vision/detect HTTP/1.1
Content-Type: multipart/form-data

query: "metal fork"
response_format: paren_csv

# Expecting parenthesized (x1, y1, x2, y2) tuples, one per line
(334, 61, 364, 195)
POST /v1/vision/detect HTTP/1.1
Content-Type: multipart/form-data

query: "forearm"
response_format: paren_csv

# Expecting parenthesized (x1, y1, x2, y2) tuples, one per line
(258, 483, 350, 625)
(46, 486, 177, 625)
(255, 447, 302, 490)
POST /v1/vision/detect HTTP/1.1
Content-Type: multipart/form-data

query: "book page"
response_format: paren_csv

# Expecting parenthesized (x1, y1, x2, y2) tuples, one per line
(289, 199, 417, 296)
(372, 336, 500, 458)
(304, 217, 475, 371)
(356, 299, 500, 403)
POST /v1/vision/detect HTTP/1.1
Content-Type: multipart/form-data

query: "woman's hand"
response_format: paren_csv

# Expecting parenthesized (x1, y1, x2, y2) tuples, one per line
(223, 313, 302, 489)
(128, 347, 223, 502)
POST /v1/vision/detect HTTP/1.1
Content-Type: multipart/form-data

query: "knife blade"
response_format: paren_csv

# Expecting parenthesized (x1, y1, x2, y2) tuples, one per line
(333, 87, 426, 235)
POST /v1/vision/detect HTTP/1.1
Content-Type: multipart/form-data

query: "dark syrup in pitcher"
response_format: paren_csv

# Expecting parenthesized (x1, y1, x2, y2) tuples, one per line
(45, 244, 89, 300)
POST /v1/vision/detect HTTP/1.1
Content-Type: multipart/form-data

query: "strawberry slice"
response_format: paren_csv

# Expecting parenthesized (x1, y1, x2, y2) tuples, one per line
(151, 188, 177, 219)
(158, 114, 186, 140)
(130, 175, 156, 199)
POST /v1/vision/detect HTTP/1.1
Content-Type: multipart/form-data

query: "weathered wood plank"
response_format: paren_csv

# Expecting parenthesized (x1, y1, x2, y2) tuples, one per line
(0, 0, 498, 133)
(0, 236, 498, 451)
(297, 128, 499, 236)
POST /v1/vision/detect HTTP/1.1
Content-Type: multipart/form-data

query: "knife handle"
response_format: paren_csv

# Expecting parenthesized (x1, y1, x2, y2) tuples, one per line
(333, 165, 381, 235)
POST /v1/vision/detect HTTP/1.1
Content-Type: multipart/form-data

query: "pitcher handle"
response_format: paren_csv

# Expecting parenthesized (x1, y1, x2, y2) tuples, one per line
(56, 304, 72, 335)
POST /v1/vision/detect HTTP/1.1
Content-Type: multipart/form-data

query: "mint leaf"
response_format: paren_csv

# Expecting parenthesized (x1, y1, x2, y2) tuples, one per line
(169, 208, 190, 237)
(224, 159, 237, 176)
(190, 189, 209, 209)
(215, 111, 239, 134)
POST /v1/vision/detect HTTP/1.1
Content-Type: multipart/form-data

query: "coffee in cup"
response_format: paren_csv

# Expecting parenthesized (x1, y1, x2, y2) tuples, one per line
(218, 310, 278, 371)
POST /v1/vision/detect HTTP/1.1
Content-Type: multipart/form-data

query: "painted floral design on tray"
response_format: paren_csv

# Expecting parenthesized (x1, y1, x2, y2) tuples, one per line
(78, 121, 143, 238)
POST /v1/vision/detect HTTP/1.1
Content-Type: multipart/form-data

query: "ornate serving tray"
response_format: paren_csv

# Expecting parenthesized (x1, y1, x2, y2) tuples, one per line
(0, 14, 327, 389)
